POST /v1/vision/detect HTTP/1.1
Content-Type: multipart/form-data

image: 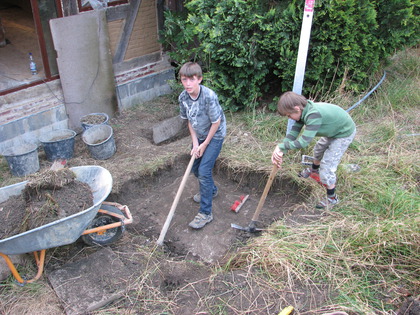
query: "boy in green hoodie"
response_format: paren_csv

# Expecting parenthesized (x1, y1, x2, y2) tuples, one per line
(271, 91, 356, 208)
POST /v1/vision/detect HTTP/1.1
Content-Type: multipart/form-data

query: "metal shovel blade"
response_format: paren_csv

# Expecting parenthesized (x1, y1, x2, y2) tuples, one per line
(231, 223, 248, 231)
(230, 223, 262, 233)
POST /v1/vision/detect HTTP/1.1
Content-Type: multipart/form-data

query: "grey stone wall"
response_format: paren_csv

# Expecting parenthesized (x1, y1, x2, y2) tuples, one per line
(0, 81, 68, 153)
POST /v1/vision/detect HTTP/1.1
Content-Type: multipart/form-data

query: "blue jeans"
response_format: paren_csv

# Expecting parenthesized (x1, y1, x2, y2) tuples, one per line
(191, 137, 224, 215)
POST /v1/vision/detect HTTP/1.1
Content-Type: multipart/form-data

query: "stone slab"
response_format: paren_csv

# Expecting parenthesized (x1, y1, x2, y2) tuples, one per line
(48, 248, 131, 315)
(49, 10, 118, 131)
(152, 115, 187, 144)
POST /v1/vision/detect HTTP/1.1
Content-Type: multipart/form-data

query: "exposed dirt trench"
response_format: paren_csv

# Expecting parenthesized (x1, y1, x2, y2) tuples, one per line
(107, 154, 305, 263)
(37, 154, 318, 314)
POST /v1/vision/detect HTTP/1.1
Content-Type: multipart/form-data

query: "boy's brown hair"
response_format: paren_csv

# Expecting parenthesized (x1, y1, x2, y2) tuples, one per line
(179, 62, 202, 79)
(277, 91, 307, 116)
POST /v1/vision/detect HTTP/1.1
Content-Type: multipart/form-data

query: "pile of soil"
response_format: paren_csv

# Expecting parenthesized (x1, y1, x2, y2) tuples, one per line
(80, 113, 107, 125)
(0, 168, 93, 240)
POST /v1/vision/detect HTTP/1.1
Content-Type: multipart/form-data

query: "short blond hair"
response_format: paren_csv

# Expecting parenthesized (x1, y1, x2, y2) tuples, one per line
(179, 62, 202, 79)
(277, 91, 307, 116)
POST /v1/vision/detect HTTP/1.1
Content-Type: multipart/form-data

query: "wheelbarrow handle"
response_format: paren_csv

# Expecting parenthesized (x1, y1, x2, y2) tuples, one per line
(100, 202, 133, 224)
(82, 203, 133, 236)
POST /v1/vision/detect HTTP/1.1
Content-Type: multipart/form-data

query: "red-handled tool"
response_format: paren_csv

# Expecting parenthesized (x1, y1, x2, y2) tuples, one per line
(231, 164, 278, 232)
(230, 194, 249, 213)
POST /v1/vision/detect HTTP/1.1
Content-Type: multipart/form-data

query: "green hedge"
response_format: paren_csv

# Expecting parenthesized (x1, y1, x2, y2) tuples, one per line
(161, 0, 419, 111)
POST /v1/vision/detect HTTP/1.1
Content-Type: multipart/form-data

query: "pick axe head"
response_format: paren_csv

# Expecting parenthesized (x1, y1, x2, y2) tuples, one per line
(230, 222, 262, 233)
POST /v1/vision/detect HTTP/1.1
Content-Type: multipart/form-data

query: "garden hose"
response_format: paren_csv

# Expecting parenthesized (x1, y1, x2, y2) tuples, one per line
(346, 71, 387, 112)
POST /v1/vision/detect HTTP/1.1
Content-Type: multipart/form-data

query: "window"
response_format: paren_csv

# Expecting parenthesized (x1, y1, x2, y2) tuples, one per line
(0, 0, 61, 95)
(78, 0, 129, 12)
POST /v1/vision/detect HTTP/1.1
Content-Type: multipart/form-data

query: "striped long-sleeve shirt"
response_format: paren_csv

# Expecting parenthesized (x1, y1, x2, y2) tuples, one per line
(278, 100, 356, 154)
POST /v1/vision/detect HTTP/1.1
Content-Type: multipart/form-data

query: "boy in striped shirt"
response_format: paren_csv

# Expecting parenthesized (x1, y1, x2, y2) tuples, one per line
(271, 91, 356, 208)
(179, 62, 226, 228)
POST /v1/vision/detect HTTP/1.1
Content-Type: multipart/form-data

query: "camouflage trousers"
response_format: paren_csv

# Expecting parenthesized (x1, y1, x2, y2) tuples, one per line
(313, 129, 356, 187)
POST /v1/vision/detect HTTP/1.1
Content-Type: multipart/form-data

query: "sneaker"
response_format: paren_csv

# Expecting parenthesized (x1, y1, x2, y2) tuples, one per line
(299, 168, 321, 183)
(193, 189, 218, 203)
(188, 212, 213, 229)
(316, 195, 339, 209)
(309, 172, 321, 183)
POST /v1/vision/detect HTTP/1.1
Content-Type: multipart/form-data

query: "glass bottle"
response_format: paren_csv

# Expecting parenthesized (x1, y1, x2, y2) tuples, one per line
(29, 52, 37, 75)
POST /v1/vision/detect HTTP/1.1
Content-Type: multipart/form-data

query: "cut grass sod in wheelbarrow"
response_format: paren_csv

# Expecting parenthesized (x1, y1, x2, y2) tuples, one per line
(0, 168, 93, 240)
(0, 166, 133, 284)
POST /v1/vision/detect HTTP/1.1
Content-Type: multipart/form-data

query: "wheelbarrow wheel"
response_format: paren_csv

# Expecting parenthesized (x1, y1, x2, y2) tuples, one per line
(81, 214, 123, 246)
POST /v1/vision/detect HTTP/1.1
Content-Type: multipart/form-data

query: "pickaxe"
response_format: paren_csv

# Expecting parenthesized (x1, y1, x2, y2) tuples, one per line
(231, 164, 278, 233)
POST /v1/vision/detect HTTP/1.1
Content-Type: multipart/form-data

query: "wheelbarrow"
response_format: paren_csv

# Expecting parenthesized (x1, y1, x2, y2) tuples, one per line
(0, 165, 133, 285)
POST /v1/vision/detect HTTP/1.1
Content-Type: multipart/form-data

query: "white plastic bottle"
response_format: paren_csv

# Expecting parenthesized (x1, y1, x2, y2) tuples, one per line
(29, 52, 37, 75)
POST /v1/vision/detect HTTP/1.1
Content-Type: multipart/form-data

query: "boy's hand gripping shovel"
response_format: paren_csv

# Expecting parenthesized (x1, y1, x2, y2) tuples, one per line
(231, 164, 278, 233)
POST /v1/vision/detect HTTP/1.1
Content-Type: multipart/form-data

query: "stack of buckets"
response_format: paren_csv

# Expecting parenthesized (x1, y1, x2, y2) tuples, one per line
(81, 113, 116, 160)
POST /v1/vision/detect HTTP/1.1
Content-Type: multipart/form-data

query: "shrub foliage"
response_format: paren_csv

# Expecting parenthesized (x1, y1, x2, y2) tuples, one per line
(161, 0, 419, 111)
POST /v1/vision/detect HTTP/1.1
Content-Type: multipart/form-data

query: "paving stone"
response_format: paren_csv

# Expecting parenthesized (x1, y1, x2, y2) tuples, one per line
(152, 115, 187, 144)
(48, 247, 131, 315)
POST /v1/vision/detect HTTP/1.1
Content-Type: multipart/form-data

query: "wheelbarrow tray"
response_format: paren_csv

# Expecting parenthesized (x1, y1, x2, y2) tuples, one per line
(0, 165, 113, 255)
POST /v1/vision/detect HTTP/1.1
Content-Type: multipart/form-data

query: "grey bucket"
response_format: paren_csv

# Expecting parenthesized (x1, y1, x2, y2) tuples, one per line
(40, 129, 77, 162)
(82, 124, 116, 160)
(2, 143, 40, 177)
(80, 113, 109, 131)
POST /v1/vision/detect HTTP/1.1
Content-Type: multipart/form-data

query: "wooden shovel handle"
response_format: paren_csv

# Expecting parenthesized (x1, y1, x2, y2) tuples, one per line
(251, 164, 279, 222)
(157, 155, 195, 245)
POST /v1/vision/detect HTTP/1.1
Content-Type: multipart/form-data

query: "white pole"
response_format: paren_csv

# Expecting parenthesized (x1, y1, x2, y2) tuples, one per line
(287, 0, 316, 134)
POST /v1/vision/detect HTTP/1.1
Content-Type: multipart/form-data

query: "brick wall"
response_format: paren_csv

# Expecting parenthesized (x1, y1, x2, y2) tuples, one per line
(107, 19, 124, 56)
(125, 0, 160, 60)
(0, 81, 68, 153)
(0, 81, 64, 125)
